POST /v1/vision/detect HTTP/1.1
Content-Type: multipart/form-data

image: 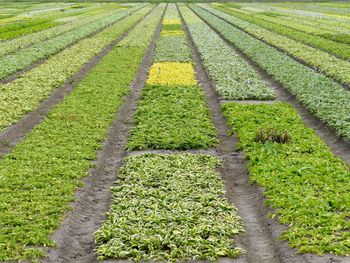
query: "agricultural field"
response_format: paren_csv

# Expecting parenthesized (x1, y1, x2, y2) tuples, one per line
(0, 1, 350, 263)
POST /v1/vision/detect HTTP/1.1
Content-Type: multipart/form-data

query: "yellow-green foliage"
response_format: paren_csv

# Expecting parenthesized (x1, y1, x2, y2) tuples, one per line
(147, 62, 197, 86)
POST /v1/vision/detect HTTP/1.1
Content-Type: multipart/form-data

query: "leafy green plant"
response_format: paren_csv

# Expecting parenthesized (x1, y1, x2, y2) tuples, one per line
(94, 153, 244, 261)
(223, 102, 350, 255)
(255, 127, 291, 144)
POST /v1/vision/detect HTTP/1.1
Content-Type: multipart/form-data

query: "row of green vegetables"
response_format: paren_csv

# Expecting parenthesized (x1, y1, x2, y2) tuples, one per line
(0, 4, 145, 80)
(209, 4, 350, 61)
(183, 4, 350, 256)
(206, 4, 350, 87)
(0, 5, 164, 261)
(0, 5, 153, 132)
(191, 5, 350, 141)
(127, 4, 217, 151)
(95, 5, 243, 262)
(179, 4, 275, 100)
(222, 102, 350, 255)
(0, 18, 59, 40)
(0, 4, 127, 57)
(220, 4, 350, 45)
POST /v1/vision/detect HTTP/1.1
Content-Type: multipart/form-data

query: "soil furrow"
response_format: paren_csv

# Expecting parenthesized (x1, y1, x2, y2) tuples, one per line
(41, 6, 165, 263)
(0, 7, 155, 160)
(0, 4, 146, 85)
(186, 4, 350, 263)
(179, 5, 281, 263)
(198, 5, 350, 91)
(189, 4, 350, 167)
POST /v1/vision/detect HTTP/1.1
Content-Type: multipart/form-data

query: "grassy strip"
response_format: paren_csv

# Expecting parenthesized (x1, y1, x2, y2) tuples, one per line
(94, 154, 243, 261)
(128, 5, 217, 150)
(206, 5, 350, 61)
(153, 35, 192, 62)
(179, 4, 275, 100)
(127, 84, 217, 150)
(0, 5, 163, 261)
(207, 5, 350, 86)
(0, 18, 60, 40)
(0, 5, 124, 57)
(191, 5, 350, 140)
(225, 4, 350, 45)
(222, 102, 350, 255)
(0, 4, 145, 80)
(0, 5, 152, 132)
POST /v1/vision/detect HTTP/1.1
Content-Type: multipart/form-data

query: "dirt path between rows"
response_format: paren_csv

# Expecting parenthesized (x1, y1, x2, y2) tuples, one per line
(184, 4, 350, 263)
(40, 7, 165, 263)
(0, 7, 154, 160)
(0, 5, 146, 85)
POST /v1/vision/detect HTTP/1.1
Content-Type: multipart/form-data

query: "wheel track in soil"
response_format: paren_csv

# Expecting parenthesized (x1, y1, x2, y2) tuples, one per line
(0, 4, 147, 85)
(0, 5, 155, 160)
(186, 4, 350, 263)
(40, 5, 166, 263)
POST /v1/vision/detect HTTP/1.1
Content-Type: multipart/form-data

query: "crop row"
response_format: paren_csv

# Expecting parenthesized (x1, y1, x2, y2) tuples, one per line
(223, 4, 350, 45)
(204, 4, 350, 87)
(191, 5, 350, 140)
(0, 4, 146, 80)
(208, 5, 350, 61)
(0, 18, 59, 40)
(127, 5, 217, 150)
(95, 6, 243, 262)
(222, 102, 350, 255)
(0, 5, 163, 261)
(0, 4, 126, 57)
(94, 154, 244, 261)
(0, 5, 153, 132)
(179, 4, 276, 100)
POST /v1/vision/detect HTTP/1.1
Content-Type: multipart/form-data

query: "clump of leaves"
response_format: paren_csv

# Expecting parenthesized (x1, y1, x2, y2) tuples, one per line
(255, 127, 291, 144)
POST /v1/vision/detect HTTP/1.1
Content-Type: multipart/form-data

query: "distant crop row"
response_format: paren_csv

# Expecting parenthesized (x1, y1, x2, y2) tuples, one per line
(192, 5, 350, 140)
(0, 4, 146, 80)
(207, 4, 350, 87)
(0, 6, 163, 261)
(223, 102, 350, 255)
(223, 4, 350, 44)
(0, 5, 153, 132)
(212, 4, 350, 60)
(0, 4, 126, 57)
(179, 4, 276, 100)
